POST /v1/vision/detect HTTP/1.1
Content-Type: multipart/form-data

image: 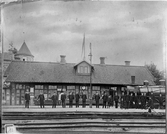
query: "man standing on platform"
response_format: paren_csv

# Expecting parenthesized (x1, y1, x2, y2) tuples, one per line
(75, 92, 80, 108)
(94, 92, 100, 108)
(129, 93, 134, 108)
(150, 91, 155, 109)
(102, 92, 108, 108)
(134, 93, 138, 109)
(25, 90, 30, 108)
(140, 93, 145, 109)
(114, 92, 119, 108)
(157, 93, 163, 109)
(120, 92, 125, 109)
(125, 92, 130, 109)
(58, 91, 63, 106)
(61, 92, 66, 108)
(38, 92, 45, 108)
(68, 92, 74, 108)
(82, 92, 87, 108)
(108, 95, 113, 108)
(50, 92, 58, 108)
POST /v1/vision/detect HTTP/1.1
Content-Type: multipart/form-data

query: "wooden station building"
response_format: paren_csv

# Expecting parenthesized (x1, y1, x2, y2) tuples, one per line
(3, 42, 155, 105)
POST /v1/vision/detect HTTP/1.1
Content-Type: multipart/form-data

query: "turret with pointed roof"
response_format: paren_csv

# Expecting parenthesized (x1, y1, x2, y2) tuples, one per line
(15, 41, 34, 61)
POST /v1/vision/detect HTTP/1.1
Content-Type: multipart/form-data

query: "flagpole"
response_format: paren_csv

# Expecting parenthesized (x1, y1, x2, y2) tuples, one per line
(0, 3, 4, 133)
(89, 43, 92, 108)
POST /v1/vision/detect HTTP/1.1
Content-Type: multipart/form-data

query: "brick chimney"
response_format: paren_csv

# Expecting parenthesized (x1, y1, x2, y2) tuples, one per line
(60, 55, 66, 64)
(125, 61, 130, 66)
(100, 57, 105, 64)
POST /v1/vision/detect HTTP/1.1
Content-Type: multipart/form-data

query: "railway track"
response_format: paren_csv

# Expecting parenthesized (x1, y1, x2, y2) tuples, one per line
(2, 111, 166, 134)
(2, 111, 165, 120)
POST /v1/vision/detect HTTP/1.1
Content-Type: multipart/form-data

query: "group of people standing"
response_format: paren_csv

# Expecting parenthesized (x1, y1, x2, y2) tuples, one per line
(93, 92, 119, 108)
(24, 90, 164, 110)
(55, 91, 87, 108)
(35, 91, 88, 108)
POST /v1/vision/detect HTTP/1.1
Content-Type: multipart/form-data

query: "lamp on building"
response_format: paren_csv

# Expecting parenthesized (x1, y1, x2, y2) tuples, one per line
(82, 86, 86, 90)
(4, 82, 11, 88)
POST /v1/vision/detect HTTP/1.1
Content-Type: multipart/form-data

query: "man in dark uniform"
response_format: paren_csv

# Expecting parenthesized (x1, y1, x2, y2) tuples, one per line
(108, 95, 113, 108)
(114, 92, 119, 108)
(50, 92, 58, 108)
(129, 93, 134, 108)
(102, 92, 108, 108)
(61, 92, 66, 108)
(146, 92, 150, 106)
(125, 92, 130, 109)
(38, 92, 45, 108)
(157, 93, 163, 109)
(150, 92, 155, 109)
(144, 93, 147, 109)
(148, 96, 153, 109)
(82, 92, 87, 108)
(94, 92, 100, 108)
(75, 92, 80, 108)
(25, 90, 30, 108)
(134, 93, 138, 109)
(68, 92, 74, 108)
(137, 93, 142, 109)
(120, 92, 125, 109)
(140, 93, 145, 109)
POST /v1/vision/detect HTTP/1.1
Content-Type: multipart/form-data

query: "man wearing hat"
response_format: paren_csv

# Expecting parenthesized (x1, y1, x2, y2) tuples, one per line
(25, 90, 30, 108)
(38, 92, 45, 108)
(50, 92, 58, 108)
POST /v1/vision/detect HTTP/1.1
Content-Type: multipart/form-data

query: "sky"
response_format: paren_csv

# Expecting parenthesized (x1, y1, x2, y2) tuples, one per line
(2, 1, 167, 71)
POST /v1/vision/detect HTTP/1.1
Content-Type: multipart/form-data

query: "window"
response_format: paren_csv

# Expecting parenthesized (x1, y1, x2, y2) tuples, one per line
(67, 86, 75, 90)
(35, 85, 44, 89)
(22, 57, 26, 61)
(78, 66, 90, 74)
(49, 85, 57, 89)
(93, 86, 100, 91)
(80, 66, 84, 73)
(84, 66, 88, 73)
(16, 84, 19, 89)
(19, 85, 22, 89)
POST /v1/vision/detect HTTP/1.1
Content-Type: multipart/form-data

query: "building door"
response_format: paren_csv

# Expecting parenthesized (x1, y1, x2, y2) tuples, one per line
(21, 90, 25, 105)
(11, 88, 15, 105)
(16, 89, 20, 105)
(5, 89, 10, 105)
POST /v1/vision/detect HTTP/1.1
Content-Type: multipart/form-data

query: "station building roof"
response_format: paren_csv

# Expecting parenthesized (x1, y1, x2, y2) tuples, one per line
(4, 60, 155, 86)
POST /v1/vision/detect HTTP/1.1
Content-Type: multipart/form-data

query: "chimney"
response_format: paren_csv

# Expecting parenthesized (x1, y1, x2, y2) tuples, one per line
(125, 61, 130, 66)
(100, 57, 105, 64)
(60, 55, 66, 64)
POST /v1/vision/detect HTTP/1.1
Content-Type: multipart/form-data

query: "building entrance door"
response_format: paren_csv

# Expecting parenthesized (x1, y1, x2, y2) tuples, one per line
(5, 89, 10, 105)
(15, 89, 25, 105)
(16, 89, 20, 105)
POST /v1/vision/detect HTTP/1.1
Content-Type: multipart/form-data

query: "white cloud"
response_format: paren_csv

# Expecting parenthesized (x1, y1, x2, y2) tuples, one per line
(27, 9, 60, 17)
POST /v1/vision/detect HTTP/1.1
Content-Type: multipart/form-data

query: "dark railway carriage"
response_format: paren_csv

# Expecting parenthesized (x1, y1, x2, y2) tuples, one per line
(139, 86, 165, 109)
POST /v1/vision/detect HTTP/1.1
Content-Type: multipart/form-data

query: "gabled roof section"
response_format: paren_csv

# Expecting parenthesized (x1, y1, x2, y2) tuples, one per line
(15, 41, 34, 57)
(74, 60, 94, 69)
